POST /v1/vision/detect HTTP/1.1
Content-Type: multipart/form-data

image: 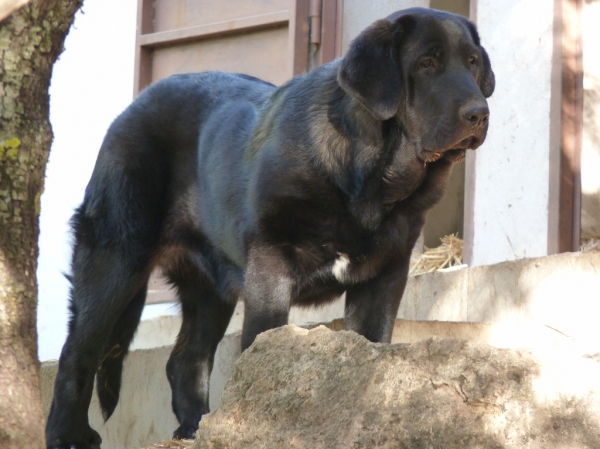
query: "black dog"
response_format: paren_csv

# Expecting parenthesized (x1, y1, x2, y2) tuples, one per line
(46, 8, 494, 449)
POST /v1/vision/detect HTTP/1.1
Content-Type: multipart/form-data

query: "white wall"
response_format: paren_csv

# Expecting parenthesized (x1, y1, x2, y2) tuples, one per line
(581, 0, 600, 236)
(469, 0, 557, 265)
(341, 0, 429, 54)
(37, 0, 138, 362)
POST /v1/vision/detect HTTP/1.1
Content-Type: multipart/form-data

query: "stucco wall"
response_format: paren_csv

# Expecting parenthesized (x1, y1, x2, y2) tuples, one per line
(469, 0, 557, 265)
(581, 0, 600, 237)
(341, 0, 430, 54)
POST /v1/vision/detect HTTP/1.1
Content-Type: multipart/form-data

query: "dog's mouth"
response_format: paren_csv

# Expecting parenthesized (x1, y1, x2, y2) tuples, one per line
(422, 135, 482, 164)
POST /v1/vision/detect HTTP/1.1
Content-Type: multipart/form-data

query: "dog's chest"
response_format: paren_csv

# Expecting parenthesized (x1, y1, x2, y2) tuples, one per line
(331, 252, 351, 282)
(325, 248, 390, 285)
(298, 238, 393, 288)
(314, 210, 418, 285)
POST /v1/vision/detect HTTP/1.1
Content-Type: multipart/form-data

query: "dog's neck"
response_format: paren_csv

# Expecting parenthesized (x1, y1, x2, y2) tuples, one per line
(322, 89, 429, 230)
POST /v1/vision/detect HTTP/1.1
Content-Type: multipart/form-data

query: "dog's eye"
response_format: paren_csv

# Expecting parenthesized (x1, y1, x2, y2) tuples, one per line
(419, 59, 433, 69)
(469, 56, 477, 65)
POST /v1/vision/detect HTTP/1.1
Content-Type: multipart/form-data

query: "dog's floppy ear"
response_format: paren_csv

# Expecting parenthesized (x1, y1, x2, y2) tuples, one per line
(338, 17, 408, 121)
(478, 46, 495, 98)
(463, 19, 495, 98)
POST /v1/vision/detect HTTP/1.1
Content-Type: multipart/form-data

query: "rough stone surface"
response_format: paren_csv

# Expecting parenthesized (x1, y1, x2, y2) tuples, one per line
(193, 325, 600, 449)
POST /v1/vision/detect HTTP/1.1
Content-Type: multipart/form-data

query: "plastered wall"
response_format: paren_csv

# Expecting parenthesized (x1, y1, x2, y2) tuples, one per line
(469, 0, 557, 265)
(581, 0, 600, 237)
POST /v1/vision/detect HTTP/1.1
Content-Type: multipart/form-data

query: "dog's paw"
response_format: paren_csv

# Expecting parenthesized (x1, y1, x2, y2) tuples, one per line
(173, 423, 198, 440)
(46, 427, 101, 449)
(47, 439, 101, 449)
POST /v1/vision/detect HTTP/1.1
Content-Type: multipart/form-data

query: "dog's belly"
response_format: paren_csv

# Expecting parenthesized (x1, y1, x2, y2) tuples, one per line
(293, 278, 346, 307)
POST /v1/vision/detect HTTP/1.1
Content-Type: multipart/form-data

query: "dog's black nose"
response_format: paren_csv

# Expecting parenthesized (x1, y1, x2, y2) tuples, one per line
(460, 102, 490, 128)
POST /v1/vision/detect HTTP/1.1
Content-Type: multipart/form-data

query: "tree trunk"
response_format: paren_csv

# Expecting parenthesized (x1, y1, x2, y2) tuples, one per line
(0, 1, 81, 448)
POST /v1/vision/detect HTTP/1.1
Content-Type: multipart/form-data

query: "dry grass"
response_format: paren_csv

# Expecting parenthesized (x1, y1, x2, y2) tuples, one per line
(581, 235, 600, 252)
(407, 233, 600, 279)
(409, 234, 464, 277)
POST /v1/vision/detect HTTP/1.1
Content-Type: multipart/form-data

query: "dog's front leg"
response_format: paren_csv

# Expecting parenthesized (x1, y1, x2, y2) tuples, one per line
(344, 256, 410, 343)
(241, 246, 294, 350)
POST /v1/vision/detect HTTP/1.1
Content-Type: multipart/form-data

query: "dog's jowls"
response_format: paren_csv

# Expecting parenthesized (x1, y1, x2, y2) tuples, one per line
(46, 8, 494, 449)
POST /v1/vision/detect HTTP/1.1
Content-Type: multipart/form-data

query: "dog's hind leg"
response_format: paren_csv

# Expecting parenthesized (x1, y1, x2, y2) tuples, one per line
(45, 244, 151, 449)
(95, 282, 148, 422)
(165, 270, 236, 440)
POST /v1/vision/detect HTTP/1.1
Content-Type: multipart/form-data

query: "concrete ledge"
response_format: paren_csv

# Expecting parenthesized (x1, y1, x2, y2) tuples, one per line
(400, 251, 600, 354)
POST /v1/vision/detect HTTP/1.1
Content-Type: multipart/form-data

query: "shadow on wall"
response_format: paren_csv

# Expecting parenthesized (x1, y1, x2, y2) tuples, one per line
(581, 0, 600, 236)
(582, 73, 600, 236)
(422, 0, 469, 247)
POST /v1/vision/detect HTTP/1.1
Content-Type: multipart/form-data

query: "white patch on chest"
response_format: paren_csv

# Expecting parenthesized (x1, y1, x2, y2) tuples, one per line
(332, 252, 351, 282)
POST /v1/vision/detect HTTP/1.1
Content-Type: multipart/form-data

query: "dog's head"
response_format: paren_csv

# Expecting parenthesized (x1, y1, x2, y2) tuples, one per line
(338, 8, 495, 163)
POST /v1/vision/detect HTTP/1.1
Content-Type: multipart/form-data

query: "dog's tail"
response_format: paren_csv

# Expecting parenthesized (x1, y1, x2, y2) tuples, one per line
(95, 285, 147, 422)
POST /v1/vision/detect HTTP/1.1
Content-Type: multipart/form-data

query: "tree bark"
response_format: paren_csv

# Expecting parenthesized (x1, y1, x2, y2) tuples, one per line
(0, 1, 81, 448)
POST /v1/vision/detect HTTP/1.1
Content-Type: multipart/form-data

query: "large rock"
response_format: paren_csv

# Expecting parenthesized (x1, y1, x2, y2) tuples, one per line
(193, 325, 600, 449)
